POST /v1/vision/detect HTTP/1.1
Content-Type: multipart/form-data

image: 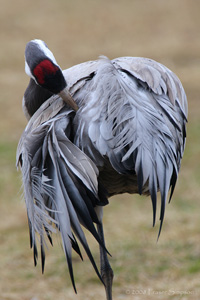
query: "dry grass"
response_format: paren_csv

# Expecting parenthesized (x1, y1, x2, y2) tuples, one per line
(0, 0, 200, 299)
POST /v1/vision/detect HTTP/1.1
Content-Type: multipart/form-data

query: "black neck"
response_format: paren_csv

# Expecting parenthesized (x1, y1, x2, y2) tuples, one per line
(24, 78, 54, 117)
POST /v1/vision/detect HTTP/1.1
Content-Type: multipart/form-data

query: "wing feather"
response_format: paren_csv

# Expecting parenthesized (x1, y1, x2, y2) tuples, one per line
(16, 98, 106, 290)
(18, 54, 188, 290)
(73, 57, 187, 233)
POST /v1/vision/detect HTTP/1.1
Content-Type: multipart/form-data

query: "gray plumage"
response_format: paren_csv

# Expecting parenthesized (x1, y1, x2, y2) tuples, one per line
(16, 40, 187, 298)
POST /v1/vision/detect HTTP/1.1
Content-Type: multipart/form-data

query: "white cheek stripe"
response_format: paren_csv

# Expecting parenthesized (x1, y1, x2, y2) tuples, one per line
(25, 61, 39, 85)
(33, 39, 58, 66)
(25, 61, 33, 78)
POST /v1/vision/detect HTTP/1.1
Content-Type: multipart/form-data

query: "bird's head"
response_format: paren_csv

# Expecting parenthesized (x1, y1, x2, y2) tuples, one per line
(25, 39, 78, 111)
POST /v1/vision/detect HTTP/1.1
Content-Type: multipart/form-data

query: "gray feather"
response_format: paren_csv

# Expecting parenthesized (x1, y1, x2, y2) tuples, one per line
(18, 53, 187, 290)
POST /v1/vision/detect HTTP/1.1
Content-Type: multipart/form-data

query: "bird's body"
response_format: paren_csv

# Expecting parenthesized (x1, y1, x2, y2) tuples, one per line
(17, 40, 187, 300)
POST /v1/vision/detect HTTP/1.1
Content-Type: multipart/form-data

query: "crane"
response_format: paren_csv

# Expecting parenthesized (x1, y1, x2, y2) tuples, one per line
(16, 39, 187, 300)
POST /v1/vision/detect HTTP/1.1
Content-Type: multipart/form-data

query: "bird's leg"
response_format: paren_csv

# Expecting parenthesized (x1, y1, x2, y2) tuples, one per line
(97, 222, 114, 300)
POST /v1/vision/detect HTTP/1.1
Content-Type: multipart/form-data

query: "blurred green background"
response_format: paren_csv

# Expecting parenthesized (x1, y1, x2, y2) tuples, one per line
(0, 0, 199, 299)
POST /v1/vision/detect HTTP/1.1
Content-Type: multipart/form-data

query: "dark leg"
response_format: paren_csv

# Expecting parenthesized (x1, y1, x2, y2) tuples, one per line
(97, 222, 114, 300)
